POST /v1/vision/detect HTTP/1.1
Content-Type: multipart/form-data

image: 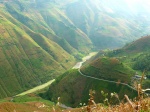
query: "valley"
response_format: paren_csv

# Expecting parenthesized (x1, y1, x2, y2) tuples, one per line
(15, 52, 97, 97)
(16, 79, 55, 96)
(73, 52, 97, 69)
(0, 0, 150, 111)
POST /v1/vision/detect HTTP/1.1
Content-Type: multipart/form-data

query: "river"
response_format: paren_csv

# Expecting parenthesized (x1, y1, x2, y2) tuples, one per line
(17, 52, 97, 96)
(72, 52, 97, 69)
(16, 79, 55, 96)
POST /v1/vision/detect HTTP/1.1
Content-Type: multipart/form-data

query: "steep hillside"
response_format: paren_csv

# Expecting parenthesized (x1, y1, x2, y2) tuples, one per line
(123, 36, 150, 53)
(47, 58, 136, 107)
(47, 69, 137, 107)
(0, 0, 93, 98)
(0, 0, 150, 51)
(65, 0, 150, 49)
(0, 14, 77, 98)
(106, 36, 150, 67)
(4, 0, 93, 54)
(81, 57, 135, 84)
(0, 0, 150, 99)
(102, 36, 150, 89)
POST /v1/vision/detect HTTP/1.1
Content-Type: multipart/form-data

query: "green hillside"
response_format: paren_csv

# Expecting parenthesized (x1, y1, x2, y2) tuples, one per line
(47, 56, 136, 107)
(81, 57, 135, 84)
(47, 68, 137, 107)
(106, 36, 150, 69)
(0, 14, 76, 98)
(102, 36, 150, 89)
(0, 0, 150, 111)
(4, 0, 92, 54)
(123, 36, 150, 53)
(0, 0, 93, 98)
(0, 0, 150, 99)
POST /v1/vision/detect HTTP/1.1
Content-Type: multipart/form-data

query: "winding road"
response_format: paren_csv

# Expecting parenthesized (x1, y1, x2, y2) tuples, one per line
(78, 68, 137, 91)
(17, 52, 148, 97)
(77, 60, 150, 95)
(73, 52, 137, 92)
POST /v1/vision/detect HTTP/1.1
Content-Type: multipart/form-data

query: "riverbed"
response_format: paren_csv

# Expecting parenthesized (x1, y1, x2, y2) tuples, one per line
(17, 52, 97, 96)
(16, 79, 55, 96)
(72, 52, 97, 69)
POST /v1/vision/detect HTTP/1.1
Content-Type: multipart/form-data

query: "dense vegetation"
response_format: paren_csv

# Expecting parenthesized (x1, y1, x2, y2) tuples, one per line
(0, 0, 149, 111)
(47, 63, 137, 107)
(81, 57, 135, 84)
(46, 35, 150, 108)
(0, 0, 150, 102)
(101, 36, 150, 89)
(133, 53, 150, 71)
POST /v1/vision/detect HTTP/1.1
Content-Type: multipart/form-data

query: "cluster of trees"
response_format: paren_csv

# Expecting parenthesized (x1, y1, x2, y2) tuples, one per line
(133, 53, 150, 71)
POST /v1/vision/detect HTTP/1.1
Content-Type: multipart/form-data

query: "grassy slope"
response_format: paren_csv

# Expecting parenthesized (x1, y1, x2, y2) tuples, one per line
(0, 10, 77, 98)
(81, 57, 135, 84)
(46, 48, 137, 107)
(0, 0, 149, 100)
(106, 36, 150, 70)
(47, 64, 136, 107)
(0, 94, 62, 112)
(0, 0, 93, 99)
(104, 36, 150, 89)
(5, 0, 92, 54)
(123, 36, 150, 53)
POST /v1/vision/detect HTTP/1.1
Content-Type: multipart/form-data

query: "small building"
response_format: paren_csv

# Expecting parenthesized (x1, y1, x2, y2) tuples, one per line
(134, 75, 147, 80)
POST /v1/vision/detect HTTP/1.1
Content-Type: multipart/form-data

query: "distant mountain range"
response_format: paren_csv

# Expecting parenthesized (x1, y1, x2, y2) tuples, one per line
(0, 0, 150, 98)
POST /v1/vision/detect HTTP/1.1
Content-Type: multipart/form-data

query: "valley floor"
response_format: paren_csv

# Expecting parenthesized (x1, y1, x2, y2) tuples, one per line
(16, 79, 55, 96)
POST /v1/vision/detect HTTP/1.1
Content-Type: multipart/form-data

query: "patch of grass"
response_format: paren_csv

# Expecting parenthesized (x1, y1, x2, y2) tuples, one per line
(47, 68, 137, 107)
(81, 57, 135, 83)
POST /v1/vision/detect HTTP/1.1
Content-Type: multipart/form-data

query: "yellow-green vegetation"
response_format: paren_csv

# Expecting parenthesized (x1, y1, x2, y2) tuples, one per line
(17, 79, 55, 96)
(0, 16, 72, 98)
(47, 67, 137, 107)
(0, 92, 149, 112)
(0, 0, 150, 103)
(81, 57, 135, 83)
(0, 0, 96, 99)
(4, 0, 92, 54)
(104, 36, 150, 89)
(0, 94, 63, 112)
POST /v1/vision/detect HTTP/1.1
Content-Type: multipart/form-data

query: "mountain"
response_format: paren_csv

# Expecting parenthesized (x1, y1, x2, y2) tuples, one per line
(4, 0, 93, 54)
(106, 36, 150, 69)
(0, 0, 150, 98)
(0, 12, 77, 98)
(0, 0, 95, 98)
(81, 57, 135, 83)
(46, 36, 150, 106)
(102, 36, 150, 89)
(122, 36, 150, 53)
(47, 57, 136, 107)
(65, 0, 150, 49)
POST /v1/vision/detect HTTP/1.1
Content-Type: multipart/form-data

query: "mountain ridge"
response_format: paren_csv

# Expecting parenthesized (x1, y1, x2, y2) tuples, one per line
(0, 0, 150, 98)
